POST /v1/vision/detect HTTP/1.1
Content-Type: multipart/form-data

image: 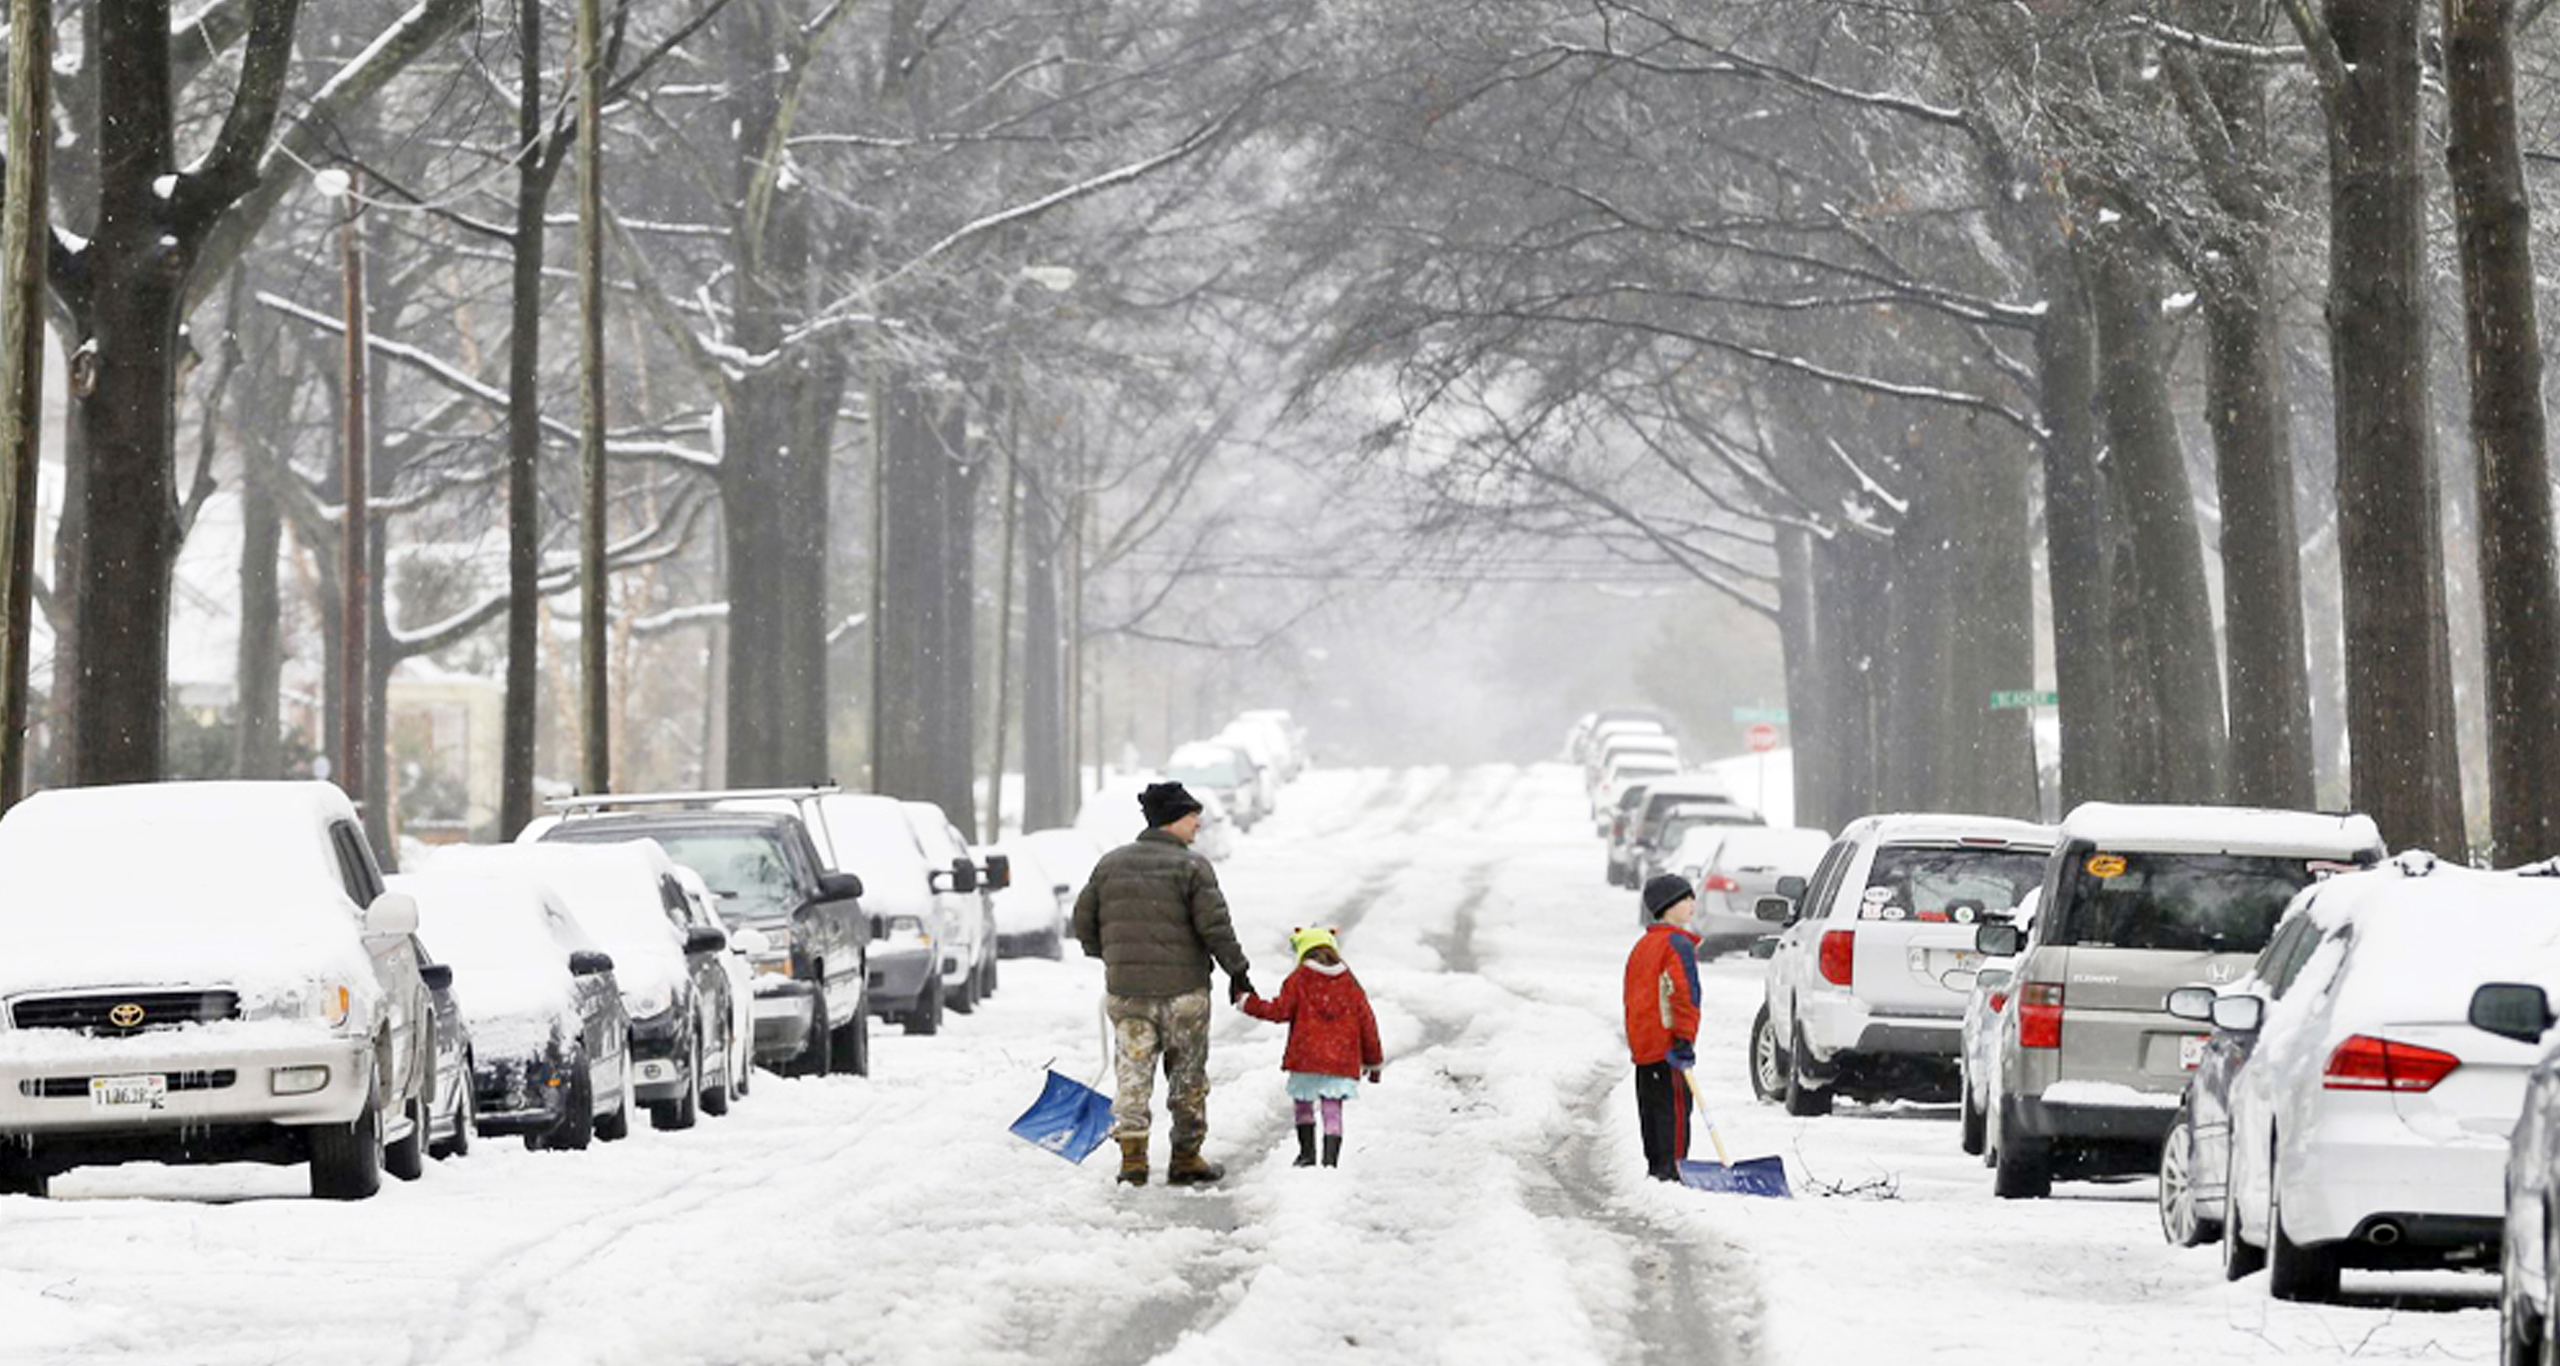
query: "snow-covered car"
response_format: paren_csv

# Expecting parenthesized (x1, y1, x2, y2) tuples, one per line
(907, 802, 1000, 1012)
(1753, 813, 2054, 1116)
(542, 810, 867, 1078)
(1166, 740, 1268, 830)
(1580, 715, 1669, 768)
(419, 955, 471, 1159)
(398, 867, 633, 1150)
(990, 839, 1073, 959)
(1678, 824, 1832, 955)
(2206, 859, 2560, 1301)
(1015, 827, 1104, 900)
(1077, 775, 1235, 861)
(0, 781, 435, 1200)
(1593, 755, 1678, 834)
(1231, 709, 1307, 781)
(2487, 936, 2560, 1361)
(1981, 802, 2381, 1200)
(673, 866, 755, 1109)
(1959, 890, 2040, 1157)
(1590, 733, 1680, 794)
(1630, 799, 1772, 896)
(1611, 777, 1754, 887)
(2155, 887, 2313, 1247)
(452, 843, 732, 1126)
(760, 792, 951, 1037)
(1214, 724, 1288, 811)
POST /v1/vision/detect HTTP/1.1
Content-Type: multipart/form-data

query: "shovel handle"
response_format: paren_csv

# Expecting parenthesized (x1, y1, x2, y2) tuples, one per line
(1686, 1071, 1735, 1167)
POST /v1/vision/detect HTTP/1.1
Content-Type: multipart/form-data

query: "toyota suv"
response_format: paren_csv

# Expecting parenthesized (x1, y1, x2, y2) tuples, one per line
(1753, 813, 2054, 1116)
(1979, 802, 2382, 1199)
(0, 782, 434, 1200)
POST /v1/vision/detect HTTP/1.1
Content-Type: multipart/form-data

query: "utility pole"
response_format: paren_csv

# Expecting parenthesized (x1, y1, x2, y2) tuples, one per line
(986, 391, 1020, 843)
(0, 0, 47, 810)
(337, 180, 370, 806)
(576, 0, 610, 795)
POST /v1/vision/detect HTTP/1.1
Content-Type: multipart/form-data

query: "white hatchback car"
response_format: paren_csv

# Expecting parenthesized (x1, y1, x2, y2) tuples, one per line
(2213, 858, 2560, 1301)
(1752, 813, 2055, 1115)
(0, 782, 433, 1200)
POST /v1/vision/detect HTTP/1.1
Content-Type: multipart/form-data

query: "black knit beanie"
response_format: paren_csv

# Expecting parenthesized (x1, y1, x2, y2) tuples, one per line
(1642, 873, 1696, 920)
(1139, 781, 1204, 828)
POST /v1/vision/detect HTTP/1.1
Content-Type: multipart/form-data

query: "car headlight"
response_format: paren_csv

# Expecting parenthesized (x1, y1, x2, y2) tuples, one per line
(246, 982, 353, 1029)
(628, 985, 674, 1020)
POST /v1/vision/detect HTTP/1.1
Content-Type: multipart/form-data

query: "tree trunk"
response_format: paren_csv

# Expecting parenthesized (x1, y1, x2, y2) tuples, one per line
(0, 0, 46, 808)
(2029, 242, 2120, 811)
(2445, 0, 2560, 861)
(934, 396, 979, 833)
(871, 368, 950, 807)
(501, 0, 559, 836)
(2085, 233, 2230, 803)
(1020, 477, 1073, 829)
(575, 0, 610, 797)
(233, 408, 283, 779)
(2323, 0, 2470, 856)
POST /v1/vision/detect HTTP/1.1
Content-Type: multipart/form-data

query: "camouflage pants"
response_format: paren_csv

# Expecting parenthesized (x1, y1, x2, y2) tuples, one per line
(1106, 990, 1212, 1148)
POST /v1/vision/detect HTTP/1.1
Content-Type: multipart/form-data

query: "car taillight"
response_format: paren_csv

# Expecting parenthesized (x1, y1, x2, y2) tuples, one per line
(1819, 930, 1854, 986)
(2018, 983, 2064, 1049)
(1703, 873, 1741, 894)
(2322, 1034, 2461, 1092)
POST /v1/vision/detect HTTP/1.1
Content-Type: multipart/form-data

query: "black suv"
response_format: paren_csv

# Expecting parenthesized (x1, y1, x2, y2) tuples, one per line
(542, 812, 873, 1077)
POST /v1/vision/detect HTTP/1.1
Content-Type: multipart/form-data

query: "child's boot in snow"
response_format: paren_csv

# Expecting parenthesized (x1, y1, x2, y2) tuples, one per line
(1321, 1135, 1343, 1168)
(1167, 1143, 1225, 1186)
(1293, 1123, 1318, 1167)
(1116, 1136, 1149, 1186)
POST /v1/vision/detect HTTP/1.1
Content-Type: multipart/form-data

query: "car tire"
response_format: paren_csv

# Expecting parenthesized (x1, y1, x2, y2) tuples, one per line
(1748, 1005, 1784, 1104)
(983, 950, 1000, 998)
(948, 965, 979, 1015)
(1782, 1017, 1832, 1117)
(1991, 1098, 2051, 1200)
(652, 1030, 702, 1131)
(0, 1152, 47, 1198)
(1960, 1084, 1986, 1158)
(1040, 927, 1066, 961)
(2159, 1111, 2213, 1246)
(2503, 1273, 2544, 1366)
(432, 1081, 473, 1161)
(310, 1079, 385, 1201)
(703, 1026, 733, 1117)
(594, 1057, 631, 1143)
(904, 981, 943, 1036)
(830, 1004, 868, 1077)
(2223, 1147, 2267, 1281)
(2267, 1155, 2340, 1302)
(544, 1051, 598, 1150)
(385, 1092, 427, 1182)
(795, 995, 835, 1077)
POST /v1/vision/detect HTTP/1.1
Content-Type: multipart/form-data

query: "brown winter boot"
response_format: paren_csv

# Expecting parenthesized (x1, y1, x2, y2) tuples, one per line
(1116, 1136, 1149, 1187)
(1166, 1143, 1225, 1186)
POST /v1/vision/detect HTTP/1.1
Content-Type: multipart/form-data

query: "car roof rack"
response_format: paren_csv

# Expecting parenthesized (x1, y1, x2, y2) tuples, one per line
(544, 785, 841, 814)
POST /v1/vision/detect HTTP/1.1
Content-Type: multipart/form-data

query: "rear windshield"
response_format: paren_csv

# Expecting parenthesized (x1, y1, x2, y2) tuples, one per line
(1656, 809, 1762, 848)
(641, 831, 796, 925)
(1856, 846, 2048, 925)
(2047, 851, 2322, 952)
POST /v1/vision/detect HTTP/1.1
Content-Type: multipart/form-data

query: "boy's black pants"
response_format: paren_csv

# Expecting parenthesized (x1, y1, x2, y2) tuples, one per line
(1635, 1061, 1691, 1181)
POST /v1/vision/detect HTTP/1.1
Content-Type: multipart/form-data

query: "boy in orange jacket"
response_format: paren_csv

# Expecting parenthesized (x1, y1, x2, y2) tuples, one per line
(1625, 874, 1703, 1181)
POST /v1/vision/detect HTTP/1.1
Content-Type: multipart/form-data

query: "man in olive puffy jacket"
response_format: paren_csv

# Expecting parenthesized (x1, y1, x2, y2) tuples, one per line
(1074, 780, 1254, 1187)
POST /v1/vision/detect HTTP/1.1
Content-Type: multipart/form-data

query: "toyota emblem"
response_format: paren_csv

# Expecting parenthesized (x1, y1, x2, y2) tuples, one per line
(107, 1002, 145, 1028)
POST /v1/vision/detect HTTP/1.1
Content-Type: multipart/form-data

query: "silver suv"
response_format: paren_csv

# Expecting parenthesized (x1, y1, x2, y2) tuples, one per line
(1980, 802, 2382, 1199)
(0, 782, 434, 1200)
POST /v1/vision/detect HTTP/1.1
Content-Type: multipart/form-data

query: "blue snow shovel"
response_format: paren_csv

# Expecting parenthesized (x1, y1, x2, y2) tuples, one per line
(1677, 1084, 1793, 1199)
(1010, 1068, 1117, 1164)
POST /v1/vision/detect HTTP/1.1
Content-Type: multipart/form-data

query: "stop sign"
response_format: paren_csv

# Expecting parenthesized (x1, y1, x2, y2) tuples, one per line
(1745, 722, 1781, 754)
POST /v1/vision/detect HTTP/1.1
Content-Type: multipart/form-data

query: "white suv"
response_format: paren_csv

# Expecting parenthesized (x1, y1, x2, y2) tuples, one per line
(1752, 813, 2054, 1115)
(0, 782, 433, 1199)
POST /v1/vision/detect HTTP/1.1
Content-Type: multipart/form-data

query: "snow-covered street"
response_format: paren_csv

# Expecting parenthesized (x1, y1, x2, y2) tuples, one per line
(0, 766, 2503, 1365)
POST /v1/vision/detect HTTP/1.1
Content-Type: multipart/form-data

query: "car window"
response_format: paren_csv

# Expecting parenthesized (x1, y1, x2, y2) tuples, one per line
(647, 831, 797, 923)
(1801, 840, 1855, 920)
(328, 823, 385, 905)
(1858, 846, 2047, 924)
(2046, 851, 2321, 953)
(2252, 917, 2311, 993)
(2267, 919, 2332, 998)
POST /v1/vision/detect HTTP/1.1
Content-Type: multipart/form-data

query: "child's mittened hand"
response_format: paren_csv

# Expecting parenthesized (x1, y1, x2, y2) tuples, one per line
(1365, 1068, 1382, 1084)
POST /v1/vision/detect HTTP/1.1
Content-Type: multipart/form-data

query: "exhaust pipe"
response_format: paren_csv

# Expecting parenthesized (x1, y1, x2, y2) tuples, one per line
(2364, 1220, 2404, 1248)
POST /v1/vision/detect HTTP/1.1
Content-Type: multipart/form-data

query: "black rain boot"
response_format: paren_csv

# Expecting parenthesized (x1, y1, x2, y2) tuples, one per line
(1321, 1134, 1342, 1168)
(1293, 1123, 1318, 1167)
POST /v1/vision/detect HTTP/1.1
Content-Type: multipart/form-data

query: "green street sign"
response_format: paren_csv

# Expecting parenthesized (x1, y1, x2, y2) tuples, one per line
(1730, 706, 1791, 724)
(1989, 690, 2059, 710)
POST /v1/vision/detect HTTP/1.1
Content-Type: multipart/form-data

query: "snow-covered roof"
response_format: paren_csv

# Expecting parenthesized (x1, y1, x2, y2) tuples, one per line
(1852, 812, 2056, 848)
(1636, 775, 1730, 800)
(394, 868, 580, 1057)
(428, 842, 688, 1006)
(2060, 802, 2383, 858)
(2282, 862, 2560, 1025)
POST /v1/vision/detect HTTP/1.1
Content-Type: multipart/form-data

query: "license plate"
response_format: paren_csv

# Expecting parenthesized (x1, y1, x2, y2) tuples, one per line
(2179, 1035, 2209, 1070)
(90, 1073, 168, 1112)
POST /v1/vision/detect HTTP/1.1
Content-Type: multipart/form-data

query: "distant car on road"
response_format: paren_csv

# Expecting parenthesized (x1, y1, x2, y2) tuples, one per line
(1166, 740, 1269, 830)
(419, 953, 471, 1160)
(1676, 824, 1831, 957)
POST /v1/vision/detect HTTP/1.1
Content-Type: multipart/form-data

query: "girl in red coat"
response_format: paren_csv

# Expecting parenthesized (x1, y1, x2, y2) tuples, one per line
(1240, 925, 1383, 1168)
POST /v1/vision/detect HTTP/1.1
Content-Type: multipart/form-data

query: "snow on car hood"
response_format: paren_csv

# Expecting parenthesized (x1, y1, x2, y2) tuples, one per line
(393, 871, 580, 1058)
(426, 844, 687, 1014)
(0, 782, 380, 1010)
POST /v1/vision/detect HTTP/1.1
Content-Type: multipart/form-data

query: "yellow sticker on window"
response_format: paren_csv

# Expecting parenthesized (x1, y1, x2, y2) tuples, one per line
(2086, 853, 2128, 879)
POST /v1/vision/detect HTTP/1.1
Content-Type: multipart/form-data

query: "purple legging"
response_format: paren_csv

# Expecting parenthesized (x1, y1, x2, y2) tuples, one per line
(1293, 1098, 1344, 1135)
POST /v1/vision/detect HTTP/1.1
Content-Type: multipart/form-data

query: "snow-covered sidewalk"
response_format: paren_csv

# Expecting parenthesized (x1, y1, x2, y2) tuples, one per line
(0, 765, 2503, 1364)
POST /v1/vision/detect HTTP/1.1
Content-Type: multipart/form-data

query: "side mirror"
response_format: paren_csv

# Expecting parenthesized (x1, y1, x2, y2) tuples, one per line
(569, 949, 615, 977)
(730, 927, 772, 958)
(2471, 982, 2558, 1044)
(420, 963, 454, 992)
(869, 915, 889, 942)
(1975, 924, 2024, 957)
(2164, 986, 2218, 1023)
(1976, 967, 2014, 992)
(981, 854, 1013, 891)
(1775, 875, 1808, 900)
(683, 925, 728, 956)
(364, 891, 420, 939)
(1748, 936, 1780, 961)
(1754, 896, 1792, 923)
(942, 858, 980, 895)
(817, 870, 864, 902)
(2210, 995, 2266, 1034)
